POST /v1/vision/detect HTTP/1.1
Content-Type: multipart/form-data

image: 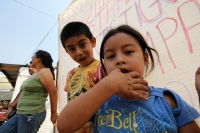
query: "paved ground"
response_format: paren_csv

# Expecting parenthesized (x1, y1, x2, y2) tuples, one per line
(38, 99, 58, 133)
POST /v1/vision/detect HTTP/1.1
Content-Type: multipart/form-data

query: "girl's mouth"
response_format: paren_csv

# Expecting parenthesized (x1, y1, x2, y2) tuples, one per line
(120, 69, 129, 73)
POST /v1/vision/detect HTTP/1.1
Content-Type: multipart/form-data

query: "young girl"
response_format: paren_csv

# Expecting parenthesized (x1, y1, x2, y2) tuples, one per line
(57, 25, 200, 133)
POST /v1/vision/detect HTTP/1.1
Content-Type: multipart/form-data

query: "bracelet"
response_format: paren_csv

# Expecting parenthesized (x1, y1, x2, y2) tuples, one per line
(51, 112, 57, 113)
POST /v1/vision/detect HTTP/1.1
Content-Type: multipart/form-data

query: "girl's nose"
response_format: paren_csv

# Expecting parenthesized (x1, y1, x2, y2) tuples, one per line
(116, 56, 126, 65)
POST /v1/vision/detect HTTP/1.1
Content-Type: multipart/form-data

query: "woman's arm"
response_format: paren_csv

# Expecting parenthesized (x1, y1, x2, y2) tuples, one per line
(39, 68, 58, 124)
(4, 90, 22, 119)
(57, 69, 148, 133)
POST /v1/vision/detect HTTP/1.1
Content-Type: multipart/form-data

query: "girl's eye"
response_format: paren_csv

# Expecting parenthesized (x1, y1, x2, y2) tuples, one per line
(106, 55, 114, 59)
(125, 50, 133, 54)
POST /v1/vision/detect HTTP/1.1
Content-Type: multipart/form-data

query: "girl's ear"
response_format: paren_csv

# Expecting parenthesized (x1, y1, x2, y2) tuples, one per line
(144, 51, 150, 66)
(91, 37, 96, 47)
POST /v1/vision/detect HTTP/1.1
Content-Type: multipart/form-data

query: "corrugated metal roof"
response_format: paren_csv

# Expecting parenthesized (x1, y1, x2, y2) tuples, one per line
(0, 63, 28, 101)
(0, 63, 28, 88)
(0, 77, 13, 90)
(0, 91, 13, 100)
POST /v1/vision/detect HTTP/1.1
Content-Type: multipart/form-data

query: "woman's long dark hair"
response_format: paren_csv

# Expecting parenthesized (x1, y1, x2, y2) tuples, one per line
(34, 50, 55, 80)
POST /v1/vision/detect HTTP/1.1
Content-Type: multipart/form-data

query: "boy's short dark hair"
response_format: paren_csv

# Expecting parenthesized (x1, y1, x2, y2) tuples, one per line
(60, 21, 93, 49)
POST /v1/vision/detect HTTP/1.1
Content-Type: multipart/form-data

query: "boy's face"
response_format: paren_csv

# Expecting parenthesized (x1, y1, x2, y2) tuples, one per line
(64, 34, 96, 67)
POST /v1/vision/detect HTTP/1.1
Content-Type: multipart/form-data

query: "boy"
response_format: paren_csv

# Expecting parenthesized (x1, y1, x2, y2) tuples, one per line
(60, 21, 102, 133)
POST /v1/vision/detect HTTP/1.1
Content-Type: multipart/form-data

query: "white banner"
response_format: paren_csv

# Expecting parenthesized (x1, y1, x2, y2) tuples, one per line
(58, 0, 200, 124)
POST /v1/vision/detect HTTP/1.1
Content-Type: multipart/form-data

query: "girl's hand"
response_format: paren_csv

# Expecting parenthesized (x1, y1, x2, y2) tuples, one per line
(106, 69, 148, 100)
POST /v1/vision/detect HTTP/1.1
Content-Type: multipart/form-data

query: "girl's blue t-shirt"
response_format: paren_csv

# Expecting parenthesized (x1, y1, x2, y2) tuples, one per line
(92, 86, 200, 133)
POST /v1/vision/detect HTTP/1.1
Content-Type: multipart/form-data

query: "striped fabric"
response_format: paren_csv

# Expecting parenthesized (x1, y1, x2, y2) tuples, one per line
(16, 72, 48, 114)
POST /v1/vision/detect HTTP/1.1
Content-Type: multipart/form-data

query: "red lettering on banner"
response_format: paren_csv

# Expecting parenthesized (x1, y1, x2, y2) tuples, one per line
(61, 0, 200, 74)
(107, 0, 116, 24)
(96, 7, 107, 30)
(126, 0, 131, 4)
(165, 0, 177, 3)
(95, 27, 109, 54)
(178, 0, 200, 53)
(89, 24, 96, 35)
(95, 0, 105, 16)
(134, 2, 143, 26)
(118, 6, 133, 24)
(156, 17, 178, 69)
(82, 6, 94, 24)
(138, 0, 162, 23)
(117, 0, 121, 13)
(146, 32, 165, 74)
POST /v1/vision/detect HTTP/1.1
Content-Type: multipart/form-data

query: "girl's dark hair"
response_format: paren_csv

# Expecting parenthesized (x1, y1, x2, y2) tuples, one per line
(100, 25, 159, 76)
(33, 50, 55, 80)
(60, 21, 93, 49)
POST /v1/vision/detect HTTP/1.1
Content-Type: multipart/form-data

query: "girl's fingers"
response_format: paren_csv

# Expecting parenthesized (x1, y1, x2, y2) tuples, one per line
(126, 71, 140, 78)
(130, 89, 148, 101)
(133, 85, 148, 92)
(126, 71, 148, 85)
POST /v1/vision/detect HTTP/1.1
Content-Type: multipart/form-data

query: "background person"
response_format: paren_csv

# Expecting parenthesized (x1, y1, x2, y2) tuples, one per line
(0, 50, 58, 133)
(4, 61, 37, 120)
